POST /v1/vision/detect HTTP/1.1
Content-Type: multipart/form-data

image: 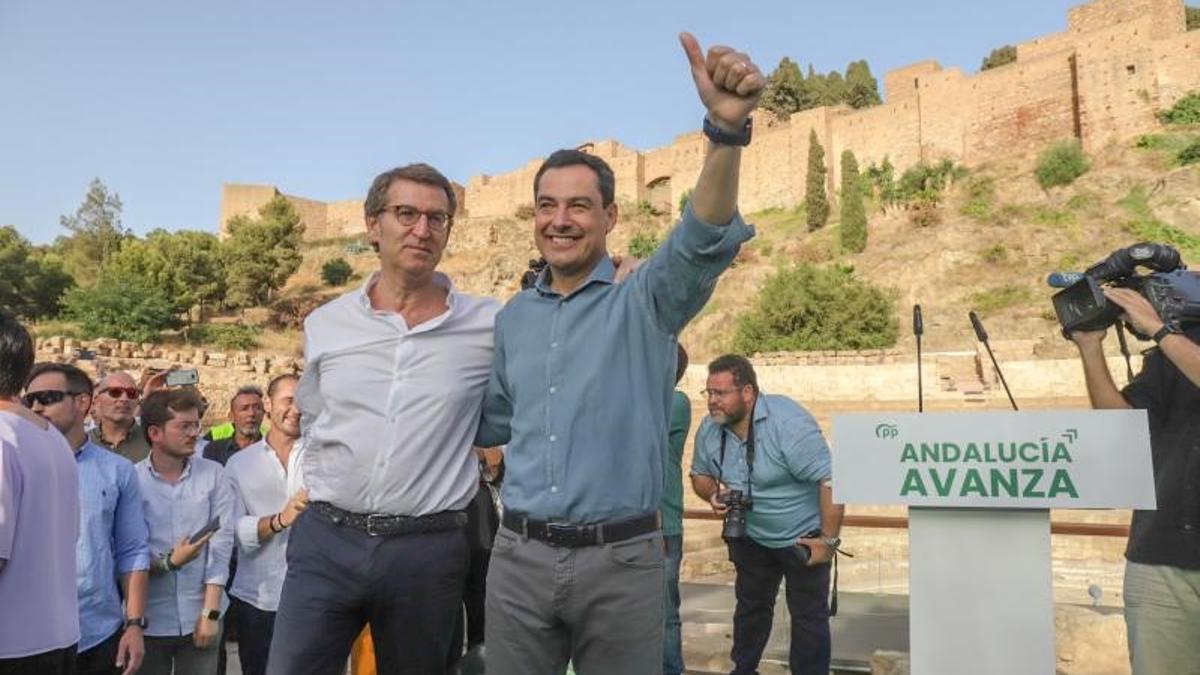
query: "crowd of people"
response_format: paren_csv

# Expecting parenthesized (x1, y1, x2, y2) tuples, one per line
(2, 29, 1197, 675)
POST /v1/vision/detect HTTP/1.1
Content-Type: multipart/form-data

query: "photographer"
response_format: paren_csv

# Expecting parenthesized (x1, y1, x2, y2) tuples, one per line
(690, 355, 843, 675)
(1071, 287, 1200, 675)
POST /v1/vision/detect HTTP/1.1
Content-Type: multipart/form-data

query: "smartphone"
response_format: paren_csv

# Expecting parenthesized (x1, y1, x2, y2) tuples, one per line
(72, 348, 96, 360)
(166, 369, 200, 387)
(188, 517, 221, 545)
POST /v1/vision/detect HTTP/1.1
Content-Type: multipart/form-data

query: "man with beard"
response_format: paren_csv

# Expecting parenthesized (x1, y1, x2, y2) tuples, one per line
(25, 362, 151, 675)
(476, 33, 764, 674)
(204, 386, 266, 466)
(690, 355, 843, 675)
(222, 374, 307, 675)
(91, 372, 151, 463)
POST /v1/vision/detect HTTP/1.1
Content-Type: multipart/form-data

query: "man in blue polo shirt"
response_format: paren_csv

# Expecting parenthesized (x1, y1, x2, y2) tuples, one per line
(477, 32, 765, 675)
(691, 355, 844, 675)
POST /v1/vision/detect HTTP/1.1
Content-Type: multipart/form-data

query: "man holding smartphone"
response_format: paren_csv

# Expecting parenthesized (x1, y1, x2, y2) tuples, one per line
(135, 389, 234, 675)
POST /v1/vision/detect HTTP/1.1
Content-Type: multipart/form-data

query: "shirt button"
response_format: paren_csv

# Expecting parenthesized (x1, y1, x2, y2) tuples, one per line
(549, 386, 557, 394)
(549, 435, 557, 442)
(551, 486, 559, 493)
(551, 342, 558, 348)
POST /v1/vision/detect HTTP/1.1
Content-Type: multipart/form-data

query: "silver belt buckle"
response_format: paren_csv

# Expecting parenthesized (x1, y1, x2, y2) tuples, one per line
(365, 513, 389, 537)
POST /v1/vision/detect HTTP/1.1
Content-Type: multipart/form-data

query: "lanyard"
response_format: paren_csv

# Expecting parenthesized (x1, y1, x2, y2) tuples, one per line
(716, 399, 755, 504)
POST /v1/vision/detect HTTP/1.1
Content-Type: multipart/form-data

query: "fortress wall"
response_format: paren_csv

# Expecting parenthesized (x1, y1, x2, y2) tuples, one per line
(914, 67, 971, 163)
(738, 121, 799, 212)
(1150, 31, 1200, 107)
(883, 60, 941, 104)
(280, 193, 332, 241)
(829, 100, 921, 190)
(1074, 17, 1163, 151)
(1018, 31, 1076, 62)
(218, 184, 278, 239)
(1069, 0, 1185, 38)
(325, 199, 364, 238)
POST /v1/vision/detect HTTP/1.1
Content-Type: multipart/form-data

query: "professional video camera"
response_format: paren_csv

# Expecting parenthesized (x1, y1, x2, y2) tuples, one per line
(1050, 242, 1200, 339)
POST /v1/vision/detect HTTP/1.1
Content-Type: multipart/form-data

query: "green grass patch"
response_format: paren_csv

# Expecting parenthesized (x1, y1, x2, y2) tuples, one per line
(28, 319, 83, 339)
(1118, 185, 1200, 261)
(980, 244, 1009, 264)
(1030, 206, 1075, 227)
(969, 283, 1033, 313)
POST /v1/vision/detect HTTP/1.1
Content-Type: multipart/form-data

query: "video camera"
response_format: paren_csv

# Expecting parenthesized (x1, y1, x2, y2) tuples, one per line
(1050, 243, 1200, 339)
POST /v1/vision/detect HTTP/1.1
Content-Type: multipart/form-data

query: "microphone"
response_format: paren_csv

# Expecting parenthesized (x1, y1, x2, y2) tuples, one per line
(968, 311, 1018, 411)
(1047, 272, 1086, 288)
(914, 304, 924, 413)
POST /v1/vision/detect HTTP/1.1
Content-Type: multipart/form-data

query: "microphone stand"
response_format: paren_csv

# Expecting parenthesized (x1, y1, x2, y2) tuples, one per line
(969, 311, 1018, 411)
(913, 304, 924, 413)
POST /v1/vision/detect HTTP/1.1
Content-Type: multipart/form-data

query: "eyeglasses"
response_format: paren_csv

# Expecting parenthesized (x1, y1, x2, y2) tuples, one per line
(699, 387, 743, 399)
(380, 205, 451, 233)
(99, 387, 140, 400)
(22, 390, 81, 408)
(168, 421, 202, 433)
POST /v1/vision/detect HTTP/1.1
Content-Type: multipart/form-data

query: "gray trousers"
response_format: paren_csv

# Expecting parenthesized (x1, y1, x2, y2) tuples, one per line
(1125, 561, 1200, 675)
(485, 526, 665, 675)
(141, 634, 219, 675)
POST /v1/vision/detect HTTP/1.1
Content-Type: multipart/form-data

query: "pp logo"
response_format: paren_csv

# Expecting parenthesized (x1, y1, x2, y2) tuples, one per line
(875, 424, 899, 439)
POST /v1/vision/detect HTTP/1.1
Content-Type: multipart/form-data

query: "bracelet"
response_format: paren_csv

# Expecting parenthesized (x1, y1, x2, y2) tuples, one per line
(268, 514, 282, 534)
(163, 550, 179, 573)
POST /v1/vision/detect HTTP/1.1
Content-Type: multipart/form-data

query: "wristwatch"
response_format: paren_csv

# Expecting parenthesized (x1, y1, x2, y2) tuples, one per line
(821, 535, 842, 550)
(702, 116, 753, 146)
(124, 617, 148, 630)
(1152, 323, 1182, 344)
(201, 609, 221, 622)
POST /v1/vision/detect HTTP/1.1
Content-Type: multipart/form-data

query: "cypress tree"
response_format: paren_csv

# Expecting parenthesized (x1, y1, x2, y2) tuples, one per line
(805, 129, 829, 231)
(840, 150, 867, 253)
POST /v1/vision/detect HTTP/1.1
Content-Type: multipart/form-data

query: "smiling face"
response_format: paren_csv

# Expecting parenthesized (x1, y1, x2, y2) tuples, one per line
(265, 377, 301, 440)
(533, 165, 616, 290)
(367, 178, 451, 280)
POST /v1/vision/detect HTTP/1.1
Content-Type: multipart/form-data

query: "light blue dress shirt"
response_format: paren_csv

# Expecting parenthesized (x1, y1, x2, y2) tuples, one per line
(76, 440, 151, 651)
(478, 205, 752, 523)
(135, 455, 235, 637)
(690, 394, 832, 548)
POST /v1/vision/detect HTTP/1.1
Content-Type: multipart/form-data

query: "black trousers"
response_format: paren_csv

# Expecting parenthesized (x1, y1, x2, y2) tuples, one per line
(727, 538, 831, 675)
(76, 630, 121, 675)
(266, 508, 469, 675)
(0, 644, 77, 675)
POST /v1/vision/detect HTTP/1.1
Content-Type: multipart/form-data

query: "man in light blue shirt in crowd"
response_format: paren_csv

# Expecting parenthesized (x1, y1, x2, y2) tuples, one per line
(476, 32, 765, 675)
(135, 388, 234, 675)
(691, 355, 844, 675)
(26, 363, 151, 675)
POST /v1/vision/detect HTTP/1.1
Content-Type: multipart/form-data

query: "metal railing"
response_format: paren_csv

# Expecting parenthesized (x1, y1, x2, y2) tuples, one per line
(683, 509, 1129, 537)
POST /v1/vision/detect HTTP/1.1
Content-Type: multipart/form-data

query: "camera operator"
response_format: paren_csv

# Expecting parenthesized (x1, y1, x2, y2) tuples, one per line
(1070, 287, 1200, 675)
(690, 355, 843, 675)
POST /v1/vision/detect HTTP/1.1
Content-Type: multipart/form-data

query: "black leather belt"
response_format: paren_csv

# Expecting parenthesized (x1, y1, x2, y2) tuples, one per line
(501, 510, 659, 548)
(312, 501, 466, 537)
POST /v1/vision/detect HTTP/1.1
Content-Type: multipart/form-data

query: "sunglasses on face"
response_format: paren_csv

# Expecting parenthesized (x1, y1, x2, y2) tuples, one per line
(99, 387, 140, 400)
(22, 390, 80, 408)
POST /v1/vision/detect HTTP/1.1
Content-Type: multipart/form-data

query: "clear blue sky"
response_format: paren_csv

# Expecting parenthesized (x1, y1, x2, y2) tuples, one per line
(1, 0, 1081, 244)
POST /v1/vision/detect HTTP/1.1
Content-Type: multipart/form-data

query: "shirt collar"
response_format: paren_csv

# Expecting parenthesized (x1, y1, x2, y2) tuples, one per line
(533, 256, 616, 298)
(356, 271, 459, 316)
(76, 438, 103, 460)
(144, 453, 193, 481)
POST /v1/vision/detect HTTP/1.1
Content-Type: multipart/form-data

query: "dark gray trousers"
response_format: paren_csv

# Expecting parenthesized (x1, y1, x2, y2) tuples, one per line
(265, 509, 469, 675)
(485, 526, 665, 675)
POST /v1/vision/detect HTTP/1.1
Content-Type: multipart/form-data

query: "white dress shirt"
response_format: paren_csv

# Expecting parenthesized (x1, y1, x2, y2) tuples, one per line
(223, 438, 300, 612)
(296, 272, 499, 515)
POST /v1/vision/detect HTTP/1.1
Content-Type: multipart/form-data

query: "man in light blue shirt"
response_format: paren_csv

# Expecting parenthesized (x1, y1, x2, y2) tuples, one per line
(25, 363, 151, 675)
(690, 355, 844, 675)
(477, 33, 765, 675)
(135, 388, 234, 675)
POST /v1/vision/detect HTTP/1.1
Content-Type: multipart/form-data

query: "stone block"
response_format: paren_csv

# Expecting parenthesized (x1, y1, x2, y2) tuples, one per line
(870, 650, 910, 675)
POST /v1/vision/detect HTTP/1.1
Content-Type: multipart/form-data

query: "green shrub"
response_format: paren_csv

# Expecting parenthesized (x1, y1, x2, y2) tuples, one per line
(1157, 92, 1200, 125)
(969, 284, 1032, 313)
(1030, 206, 1075, 226)
(1119, 185, 1200, 261)
(514, 203, 535, 220)
(628, 232, 661, 259)
(678, 189, 693, 216)
(960, 176, 996, 221)
(1178, 140, 1200, 165)
(980, 45, 1017, 71)
(1065, 192, 1099, 212)
(63, 272, 177, 343)
(1034, 141, 1090, 189)
(321, 257, 354, 286)
(187, 324, 261, 351)
(981, 244, 1009, 264)
(732, 263, 897, 353)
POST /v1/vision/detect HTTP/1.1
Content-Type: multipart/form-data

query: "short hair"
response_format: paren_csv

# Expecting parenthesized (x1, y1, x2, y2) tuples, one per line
(364, 164, 458, 220)
(28, 362, 94, 397)
(0, 312, 34, 398)
(141, 388, 204, 443)
(533, 149, 616, 208)
(675, 344, 689, 385)
(229, 385, 264, 407)
(266, 373, 299, 398)
(707, 354, 758, 394)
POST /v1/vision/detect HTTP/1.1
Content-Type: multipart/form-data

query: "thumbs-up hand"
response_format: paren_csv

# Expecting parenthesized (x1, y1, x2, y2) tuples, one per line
(679, 32, 765, 133)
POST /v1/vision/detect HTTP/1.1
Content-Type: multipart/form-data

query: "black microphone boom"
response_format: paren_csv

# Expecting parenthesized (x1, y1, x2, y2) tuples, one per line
(913, 304, 924, 413)
(968, 311, 1018, 411)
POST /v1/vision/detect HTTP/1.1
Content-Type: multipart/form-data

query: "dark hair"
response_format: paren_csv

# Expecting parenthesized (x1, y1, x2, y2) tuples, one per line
(0, 312, 34, 398)
(266, 373, 299, 399)
(28, 362, 94, 397)
(707, 354, 758, 394)
(675, 344, 689, 385)
(533, 149, 616, 208)
(229, 385, 264, 406)
(140, 388, 203, 443)
(364, 164, 457, 220)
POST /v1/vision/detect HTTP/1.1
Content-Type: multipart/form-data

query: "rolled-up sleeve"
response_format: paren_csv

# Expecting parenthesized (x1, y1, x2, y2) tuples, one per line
(113, 462, 151, 573)
(690, 419, 718, 478)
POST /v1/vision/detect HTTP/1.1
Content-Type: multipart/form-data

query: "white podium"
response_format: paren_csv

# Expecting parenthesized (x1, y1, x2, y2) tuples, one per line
(832, 410, 1155, 675)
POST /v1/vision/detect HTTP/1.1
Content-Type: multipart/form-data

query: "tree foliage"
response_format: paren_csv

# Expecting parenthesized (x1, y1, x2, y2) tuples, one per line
(222, 196, 305, 308)
(1035, 140, 1090, 189)
(0, 226, 75, 319)
(62, 271, 177, 343)
(627, 232, 661, 259)
(1187, 5, 1199, 31)
(1157, 92, 1200, 125)
(732, 263, 897, 353)
(981, 45, 1017, 71)
(805, 130, 829, 231)
(320, 257, 354, 286)
(840, 151, 867, 253)
(55, 178, 130, 286)
(760, 58, 882, 119)
(106, 229, 225, 317)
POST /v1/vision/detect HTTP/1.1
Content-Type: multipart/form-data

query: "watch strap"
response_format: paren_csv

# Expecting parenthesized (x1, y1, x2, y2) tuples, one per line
(1152, 323, 1180, 343)
(702, 116, 753, 146)
(124, 617, 148, 630)
(203, 609, 221, 621)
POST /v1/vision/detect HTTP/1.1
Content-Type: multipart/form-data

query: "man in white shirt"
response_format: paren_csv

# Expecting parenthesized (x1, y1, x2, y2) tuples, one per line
(222, 374, 306, 675)
(268, 164, 498, 675)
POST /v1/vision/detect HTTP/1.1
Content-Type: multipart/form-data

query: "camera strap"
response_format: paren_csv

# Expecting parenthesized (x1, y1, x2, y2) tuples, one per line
(716, 399, 756, 504)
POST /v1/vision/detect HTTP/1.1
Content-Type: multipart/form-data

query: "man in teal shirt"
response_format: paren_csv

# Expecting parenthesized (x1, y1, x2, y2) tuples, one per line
(691, 355, 844, 675)
(477, 33, 764, 675)
(661, 345, 692, 675)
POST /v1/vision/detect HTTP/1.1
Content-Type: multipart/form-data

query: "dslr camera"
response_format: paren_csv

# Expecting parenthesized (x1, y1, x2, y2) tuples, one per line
(719, 489, 753, 541)
(1051, 243, 1200, 339)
